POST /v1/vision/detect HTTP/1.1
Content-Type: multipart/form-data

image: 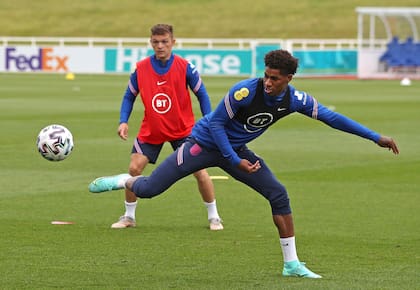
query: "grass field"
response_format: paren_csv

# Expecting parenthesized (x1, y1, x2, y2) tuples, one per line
(0, 73, 419, 289)
(1, 0, 420, 38)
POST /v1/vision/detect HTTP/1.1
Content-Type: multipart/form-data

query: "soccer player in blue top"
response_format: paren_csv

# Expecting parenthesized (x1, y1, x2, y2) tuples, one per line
(89, 49, 399, 278)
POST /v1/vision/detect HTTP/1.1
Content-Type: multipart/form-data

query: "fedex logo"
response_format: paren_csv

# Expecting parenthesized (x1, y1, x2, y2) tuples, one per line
(5, 47, 69, 72)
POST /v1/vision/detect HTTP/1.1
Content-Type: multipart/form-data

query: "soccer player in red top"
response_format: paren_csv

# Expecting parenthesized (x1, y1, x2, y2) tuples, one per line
(112, 24, 223, 230)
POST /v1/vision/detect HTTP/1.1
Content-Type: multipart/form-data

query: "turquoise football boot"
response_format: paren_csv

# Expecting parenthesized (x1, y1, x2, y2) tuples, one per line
(88, 173, 130, 193)
(282, 261, 322, 278)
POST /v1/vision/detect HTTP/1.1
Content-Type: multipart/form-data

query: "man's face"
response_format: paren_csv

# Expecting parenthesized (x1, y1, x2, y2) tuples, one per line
(150, 33, 175, 61)
(263, 67, 292, 96)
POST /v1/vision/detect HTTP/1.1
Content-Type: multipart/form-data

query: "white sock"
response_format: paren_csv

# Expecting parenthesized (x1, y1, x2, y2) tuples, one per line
(117, 174, 131, 188)
(204, 200, 220, 220)
(280, 236, 299, 262)
(124, 200, 137, 219)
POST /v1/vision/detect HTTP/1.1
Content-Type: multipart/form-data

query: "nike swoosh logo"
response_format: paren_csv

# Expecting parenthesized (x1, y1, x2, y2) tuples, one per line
(157, 81, 167, 85)
(277, 107, 287, 112)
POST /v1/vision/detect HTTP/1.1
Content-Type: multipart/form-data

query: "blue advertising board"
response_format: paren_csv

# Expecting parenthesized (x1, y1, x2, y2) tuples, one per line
(104, 48, 252, 76)
(0, 45, 357, 76)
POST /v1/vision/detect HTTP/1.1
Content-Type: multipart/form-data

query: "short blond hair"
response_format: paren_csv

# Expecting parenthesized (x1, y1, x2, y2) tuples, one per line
(151, 24, 173, 37)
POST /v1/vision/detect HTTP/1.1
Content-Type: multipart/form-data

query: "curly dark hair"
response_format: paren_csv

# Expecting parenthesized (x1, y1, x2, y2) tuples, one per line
(264, 50, 298, 75)
(151, 24, 174, 36)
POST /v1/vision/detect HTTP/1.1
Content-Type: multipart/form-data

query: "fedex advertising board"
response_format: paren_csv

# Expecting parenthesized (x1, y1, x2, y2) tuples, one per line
(0, 46, 104, 73)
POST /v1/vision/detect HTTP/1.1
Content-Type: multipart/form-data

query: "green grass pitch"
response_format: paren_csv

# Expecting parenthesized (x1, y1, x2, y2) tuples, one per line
(0, 73, 419, 289)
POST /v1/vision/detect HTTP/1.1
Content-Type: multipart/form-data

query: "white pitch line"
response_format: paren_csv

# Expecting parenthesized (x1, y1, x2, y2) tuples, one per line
(210, 176, 229, 180)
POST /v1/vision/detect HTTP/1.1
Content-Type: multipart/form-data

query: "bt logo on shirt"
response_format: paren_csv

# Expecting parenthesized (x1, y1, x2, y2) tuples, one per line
(152, 93, 172, 114)
(5, 47, 69, 72)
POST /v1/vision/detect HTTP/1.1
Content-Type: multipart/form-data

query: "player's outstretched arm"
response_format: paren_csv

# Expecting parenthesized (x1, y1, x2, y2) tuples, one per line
(377, 135, 399, 155)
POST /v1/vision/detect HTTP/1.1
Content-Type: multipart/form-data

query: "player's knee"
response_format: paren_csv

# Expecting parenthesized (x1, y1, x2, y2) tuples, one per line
(126, 176, 139, 191)
(270, 197, 291, 215)
(128, 164, 142, 176)
(269, 185, 292, 215)
(130, 177, 161, 199)
(128, 154, 148, 176)
(193, 169, 210, 182)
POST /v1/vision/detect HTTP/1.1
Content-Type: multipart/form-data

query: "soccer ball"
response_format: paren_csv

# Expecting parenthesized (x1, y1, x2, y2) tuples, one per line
(36, 124, 74, 161)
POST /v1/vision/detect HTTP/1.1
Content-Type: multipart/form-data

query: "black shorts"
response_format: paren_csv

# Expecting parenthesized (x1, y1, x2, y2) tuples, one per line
(131, 137, 188, 164)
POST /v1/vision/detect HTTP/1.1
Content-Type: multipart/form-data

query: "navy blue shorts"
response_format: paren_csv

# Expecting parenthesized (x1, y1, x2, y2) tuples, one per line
(131, 137, 187, 164)
(131, 138, 291, 215)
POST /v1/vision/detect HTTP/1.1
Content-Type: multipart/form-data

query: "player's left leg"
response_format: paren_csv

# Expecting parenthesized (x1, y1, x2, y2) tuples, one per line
(219, 147, 321, 278)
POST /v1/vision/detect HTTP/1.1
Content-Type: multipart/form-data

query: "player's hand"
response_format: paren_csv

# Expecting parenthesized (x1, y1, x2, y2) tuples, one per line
(118, 123, 129, 140)
(238, 159, 261, 173)
(377, 135, 399, 155)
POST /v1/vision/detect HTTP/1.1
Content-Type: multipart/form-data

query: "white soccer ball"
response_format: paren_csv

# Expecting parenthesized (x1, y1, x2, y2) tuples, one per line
(36, 124, 74, 161)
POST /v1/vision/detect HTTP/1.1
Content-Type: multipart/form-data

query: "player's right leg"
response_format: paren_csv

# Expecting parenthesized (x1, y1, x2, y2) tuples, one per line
(170, 138, 223, 231)
(129, 139, 218, 199)
(193, 169, 223, 230)
(110, 153, 149, 229)
(89, 173, 131, 193)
